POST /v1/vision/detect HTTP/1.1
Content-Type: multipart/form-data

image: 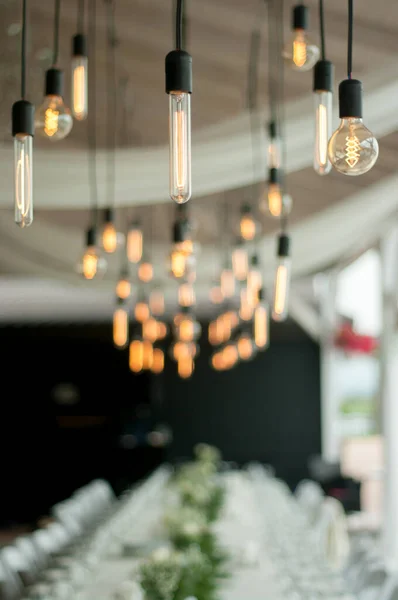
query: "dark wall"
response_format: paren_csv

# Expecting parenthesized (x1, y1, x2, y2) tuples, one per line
(163, 323, 321, 488)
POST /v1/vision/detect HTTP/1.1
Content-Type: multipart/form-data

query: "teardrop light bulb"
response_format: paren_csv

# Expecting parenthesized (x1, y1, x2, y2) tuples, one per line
(313, 61, 334, 175)
(35, 70, 73, 141)
(283, 5, 319, 72)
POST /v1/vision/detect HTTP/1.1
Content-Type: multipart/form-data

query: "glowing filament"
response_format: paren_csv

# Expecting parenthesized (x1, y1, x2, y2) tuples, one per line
(102, 223, 118, 253)
(293, 32, 307, 67)
(127, 229, 143, 263)
(82, 252, 98, 280)
(345, 125, 361, 168)
(73, 65, 86, 118)
(16, 144, 31, 218)
(274, 265, 288, 316)
(113, 309, 128, 348)
(44, 108, 59, 137)
(174, 102, 186, 194)
(268, 184, 283, 217)
(254, 305, 268, 349)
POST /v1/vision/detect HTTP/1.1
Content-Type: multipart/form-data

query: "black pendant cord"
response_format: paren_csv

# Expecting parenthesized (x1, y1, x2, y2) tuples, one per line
(176, 0, 184, 49)
(246, 19, 262, 208)
(347, 0, 353, 79)
(88, 0, 98, 228)
(52, 0, 61, 67)
(266, 0, 278, 127)
(105, 0, 117, 213)
(77, 0, 85, 32)
(21, 0, 27, 99)
(319, 0, 326, 61)
(276, 0, 288, 233)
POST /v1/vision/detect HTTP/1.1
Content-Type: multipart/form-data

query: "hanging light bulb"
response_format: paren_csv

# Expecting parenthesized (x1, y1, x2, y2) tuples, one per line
(237, 334, 255, 361)
(178, 283, 195, 307)
(240, 204, 257, 241)
(127, 221, 143, 263)
(209, 285, 224, 305)
(220, 268, 235, 298)
(151, 348, 165, 374)
(313, 60, 333, 175)
(157, 321, 168, 340)
(211, 351, 226, 371)
(134, 301, 150, 323)
(142, 340, 154, 370)
(169, 219, 192, 279)
(232, 241, 248, 282)
(171, 340, 191, 362)
(149, 289, 165, 316)
(178, 355, 194, 379)
(267, 121, 281, 169)
(222, 343, 239, 370)
(142, 317, 159, 343)
(239, 287, 254, 322)
(71, 34, 88, 120)
(116, 268, 131, 300)
(165, 47, 192, 203)
(254, 288, 270, 349)
(272, 234, 291, 322)
(283, 4, 319, 71)
(101, 208, 124, 254)
(129, 338, 144, 373)
(247, 254, 262, 294)
(113, 300, 129, 349)
(36, 69, 73, 140)
(328, 80, 378, 176)
(138, 260, 154, 283)
(12, 101, 34, 228)
(77, 227, 107, 280)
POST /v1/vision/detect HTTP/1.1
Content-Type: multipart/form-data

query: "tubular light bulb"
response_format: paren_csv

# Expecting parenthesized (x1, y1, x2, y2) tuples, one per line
(116, 276, 131, 300)
(142, 340, 154, 370)
(142, 318, 159, 343)
(313, 61, 334, 175)
(71, 35, 88, 120)
(237, 335, 254, 361)
(254, 295, 270, 349)
(113, 306, 128, 349)
(138, 261, 154, 283)
(239, 288, 254, 322)
(272, 235, 291, 322)
(135, 302, 150, 323)
(127, 223, 143, 263)
(170, 248, 187, 279)
(149, 290, 165, 316)
(152, 348, 164, 374)
(328, 80, 378, 176)
(179, 283, 195, 307)
(268, 122, 281, 169)
(240, 205, 256, 241)
(220, 269, 235, 298)
(169, 92, 191, 204)
(283, 5, 319, 72)
(232, 245, 248, 282)
(209, 286, 224, 305)
(14, 130, 33, 228)
(129, 339, 144, 373)
(178, 355, 194, 379)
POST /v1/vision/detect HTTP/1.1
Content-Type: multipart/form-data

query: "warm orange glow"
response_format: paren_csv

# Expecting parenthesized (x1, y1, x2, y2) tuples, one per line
(102, 222, 118, 253)
(254, 304, 269, 349)
(138, 261, 153, 283)
(44, 106, 60, 137)
(220, 269, 235, 298)
(157, 321, 168, 340)
(239, 288, 254, 321)
(209, 286, 224, 304)
(209, 321, 221, 346)
(268, 184, 283, 217)
(211, 352, 225, 371)
(151, 348, 165, 374)
(135, 302, 150, 323)
(170, 249, 186, 279)
(127, 228, 143, 263)
(293, 30, 307, 67)
(237, 336, 253, 361)
(179, 283, 195, 307)
(142, 318, 159, 343)
(179, 239, 193, 255)
(232, 247, 248, 281)
(240, 215, 256, 241)
(175, 106, 186, 193)
(149, 290, 165, 316)
(129, 340, 144, 372)
(179, 318, 194, 342)
(113, 308, 128, 348)
(82, 248, 98, 280)
(116, 278, 131, 300)
(247, 270, 262, 293)
(173, 341, 190, 361)
(73, 65, 86, 119)
(274, 265, 288, 317)
(222, 344, 239, 369)
(142, 340, 154, 370)
(178, 355, 194, 379)
(222, 310, 239, 330)
(174, 312, 184, 326)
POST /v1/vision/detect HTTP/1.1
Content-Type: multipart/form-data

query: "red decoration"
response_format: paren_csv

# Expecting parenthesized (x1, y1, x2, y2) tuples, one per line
(334, 322, 378, 354)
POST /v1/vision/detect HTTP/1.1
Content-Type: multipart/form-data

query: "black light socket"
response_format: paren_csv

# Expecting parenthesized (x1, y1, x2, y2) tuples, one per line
(12, 100, 34, 137)
(104, 207, 115, 224)
(293, 4, 309, 30)
(165, 50, 192, 94)
(277, 234, 291, 258)
(241, 203, 251, 215)
(268, 168, 280, 185)
(268, 121, 278, 139)
(313, 60, 334, 93)
(250, 253, 259, 267)
(45, 68, 64, 97)
(173, 220, 188, 244)
(339, 79, 363, 119)
(86, 227, 96, 247)
(258, 287, 265, 302)
(72, 33, 87, 57)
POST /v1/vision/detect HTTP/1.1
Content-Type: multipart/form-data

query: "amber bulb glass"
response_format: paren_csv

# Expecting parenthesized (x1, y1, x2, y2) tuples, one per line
(135, 302, 150, 323)
(138, 261, 154, 283)
(240, 214, 256, 241)
(102, 222, 119, 254)
(157, 322, 168, 340)
(142, 340, 154, 370)
(239, 288, 254, 321)
(209, 286, 224, 304)
(116, 277, 131, 300)
(222, 343, 239, 369)
(151, 348, 165, 374)
(127, 225, 143, 263)
(142, 317, 159, 343)
(254, 302, 270, 349)
(170, 249, 186, 279)
(179, 318, 195, 343)
(211, 351, 226, 371)
(113, 307, 129, 349)
(129, 340, 144, 373)
(237, 336, 254, 361)
(178, 355, 194, 379)
(232, 247, 248, 281)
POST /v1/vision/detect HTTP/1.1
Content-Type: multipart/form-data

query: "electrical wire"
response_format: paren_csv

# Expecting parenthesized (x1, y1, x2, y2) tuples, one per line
(77, 0, 85, 32)
(105, 0, 117, 212)
(319, 0, 326, 61)
(347, 0, 353, 78)
(176, 0, 184, 49)
(88, 0, 98, 227)
(52, 0, 61, 66)
(275, 0, 288, 233)
(266, 0, 277, 126)
(21, 0, 27, 99)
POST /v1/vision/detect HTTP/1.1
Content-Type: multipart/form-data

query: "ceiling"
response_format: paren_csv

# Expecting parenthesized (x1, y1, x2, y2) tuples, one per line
(0, 0, 397, 323)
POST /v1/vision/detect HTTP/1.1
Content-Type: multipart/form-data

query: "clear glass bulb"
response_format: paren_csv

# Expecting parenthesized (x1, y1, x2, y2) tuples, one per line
(169, 92, 191, 203)
(283, 29, 320, 71)
(35, 95, 73, 140)
(314, 90, 332, 175)
(272, 257, 291, 322)
(14, 134, 33, 228)
(113, 307, 128, 348)
(127, 225, 143, 263)
(254, 302, 270, 349)
(328, 117, 379, 176)
(77, 245, 106, 280)
(71, 55, 88, 121)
